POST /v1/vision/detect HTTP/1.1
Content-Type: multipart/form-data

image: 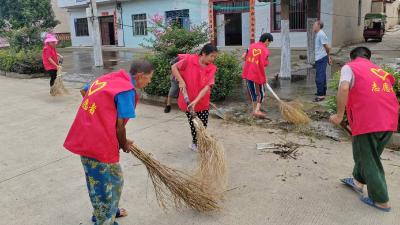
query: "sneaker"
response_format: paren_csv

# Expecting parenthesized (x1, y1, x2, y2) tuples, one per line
(164, 105, 171, 113)
(189, 143, 198, 152)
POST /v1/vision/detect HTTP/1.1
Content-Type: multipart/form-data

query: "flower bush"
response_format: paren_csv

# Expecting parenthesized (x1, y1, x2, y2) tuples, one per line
(142, 14, 242, 101)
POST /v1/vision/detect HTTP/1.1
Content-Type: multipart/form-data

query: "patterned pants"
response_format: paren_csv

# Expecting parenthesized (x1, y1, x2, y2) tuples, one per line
(81, 156, 123, 225)
(186, 110, 209, 145)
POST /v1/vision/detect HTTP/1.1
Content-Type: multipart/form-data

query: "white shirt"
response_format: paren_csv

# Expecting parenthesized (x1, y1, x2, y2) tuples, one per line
(315, 30, 329, 61)
(339, 65, 355, 89)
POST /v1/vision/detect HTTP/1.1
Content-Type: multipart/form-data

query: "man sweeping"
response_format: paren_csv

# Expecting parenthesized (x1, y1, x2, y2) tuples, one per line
(64, 60, 153, 224)
(242, 33, 273, 119)
(330, 47, 399, 212)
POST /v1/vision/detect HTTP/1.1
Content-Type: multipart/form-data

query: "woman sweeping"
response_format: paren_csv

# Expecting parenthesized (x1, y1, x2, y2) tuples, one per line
(42, 33, 63, 92)
(171, 43, 218, 152)
(64, 60, 153, 225)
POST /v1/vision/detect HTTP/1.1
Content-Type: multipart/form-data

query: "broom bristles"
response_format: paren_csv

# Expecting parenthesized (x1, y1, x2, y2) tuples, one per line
(193, 118, 227, 195)
(128, 144, 220, 212)
(279, 101, 311, 124)
(50, 69, 69, 96)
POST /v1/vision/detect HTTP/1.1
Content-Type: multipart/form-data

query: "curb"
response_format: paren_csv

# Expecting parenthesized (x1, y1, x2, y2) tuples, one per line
(0, 70, 47, 79)
(137, 91, 177, 106)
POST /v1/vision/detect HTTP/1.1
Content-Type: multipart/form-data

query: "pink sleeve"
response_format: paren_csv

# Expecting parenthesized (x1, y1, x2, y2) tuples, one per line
(176, 58, 188, 77)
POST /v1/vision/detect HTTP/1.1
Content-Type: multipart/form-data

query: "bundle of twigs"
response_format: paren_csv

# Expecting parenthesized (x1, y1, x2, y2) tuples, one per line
(193, 118, 227, 195)
(182, 91, 227, 195)
(50, 68, 69, 96)
(266, 84, 310, 124)
(127, 144, 220, 212)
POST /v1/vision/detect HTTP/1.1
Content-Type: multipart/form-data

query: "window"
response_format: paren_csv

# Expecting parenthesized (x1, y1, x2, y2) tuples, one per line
(132, 14, 148, 36)
(272, 0, 307, 32)
(74, 18, 89, 36)
(165, 9, 190, 30)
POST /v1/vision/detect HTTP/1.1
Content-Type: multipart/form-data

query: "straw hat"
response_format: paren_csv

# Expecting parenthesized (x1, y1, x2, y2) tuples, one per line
(44, 34, 58, 44)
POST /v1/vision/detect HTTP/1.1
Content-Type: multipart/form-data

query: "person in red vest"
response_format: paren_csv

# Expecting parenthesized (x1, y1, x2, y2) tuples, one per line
(330, 47, 399, 212)
(171, 43, 218, 152)
(42, 33, 63, 88)
(242, 33, 273, 119)
(64, 60, 153, 224)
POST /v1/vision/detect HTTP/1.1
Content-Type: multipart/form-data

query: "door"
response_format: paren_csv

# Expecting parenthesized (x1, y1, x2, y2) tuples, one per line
(224, 13, 242, 46)
(99, 16, 115, 45)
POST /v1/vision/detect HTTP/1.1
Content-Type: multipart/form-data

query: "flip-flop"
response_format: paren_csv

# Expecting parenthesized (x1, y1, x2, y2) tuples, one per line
(360, 196, 391, 212)
(340, 178, 363, 194)
(92, 208, 128, 222)
(313, 97, 325, 102)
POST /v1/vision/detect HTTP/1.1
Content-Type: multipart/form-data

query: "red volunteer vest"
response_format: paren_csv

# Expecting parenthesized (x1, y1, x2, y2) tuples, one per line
(64, 70, 138, 163)
(177, 54, 217, 112)
(346, 57, 398, 136)
(242, 42, 269, 85)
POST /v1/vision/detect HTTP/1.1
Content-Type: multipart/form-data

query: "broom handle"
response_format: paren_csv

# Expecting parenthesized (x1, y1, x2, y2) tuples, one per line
(210, 102, 217, 110)
(182, 89, 196, 117)
(266, 83, 282, 102)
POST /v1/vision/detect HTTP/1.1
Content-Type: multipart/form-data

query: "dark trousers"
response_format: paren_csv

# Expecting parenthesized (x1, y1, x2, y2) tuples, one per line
(186, 110, 209, 145)
(315, 56, 328, 96)
(352, 132, 393, 203)
(48, 70, 57, 87)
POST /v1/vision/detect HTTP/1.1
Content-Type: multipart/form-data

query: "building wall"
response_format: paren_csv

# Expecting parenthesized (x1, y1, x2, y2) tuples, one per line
(69, 4, 118, 47)
(256, 1, 308, 48)
(331, 0, 372, 47)
(371, 1, 384, 13)
(386, 1, 400, 28)
(51, 0, 70, 33)
(122, 0, 209, 48)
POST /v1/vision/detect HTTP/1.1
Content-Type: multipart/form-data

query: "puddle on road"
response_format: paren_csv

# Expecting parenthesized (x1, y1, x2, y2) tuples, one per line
(61, 50, 141, 83)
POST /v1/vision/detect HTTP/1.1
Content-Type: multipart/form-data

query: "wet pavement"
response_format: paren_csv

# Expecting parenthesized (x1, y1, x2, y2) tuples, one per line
(59, 49, 145, 84)
(57, 27, 400, 106)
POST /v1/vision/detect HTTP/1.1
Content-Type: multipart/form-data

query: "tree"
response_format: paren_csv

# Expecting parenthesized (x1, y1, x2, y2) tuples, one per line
(0, 0, 59, 50)
(279, 0, 291, 79)
(306, 0, 318, 64)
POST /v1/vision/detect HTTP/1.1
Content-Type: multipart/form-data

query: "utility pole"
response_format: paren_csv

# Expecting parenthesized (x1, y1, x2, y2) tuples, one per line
(87, 0, 103, 67)
(279, 0, 291, 79)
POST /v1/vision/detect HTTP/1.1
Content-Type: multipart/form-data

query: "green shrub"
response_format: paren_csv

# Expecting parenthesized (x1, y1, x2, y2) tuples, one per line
(143, 54, 172, 96)
(212, 52, 242, 101)
(0, 50, 16, 71)
(381, 64, 400, 100)
(0, 49, 44, 74)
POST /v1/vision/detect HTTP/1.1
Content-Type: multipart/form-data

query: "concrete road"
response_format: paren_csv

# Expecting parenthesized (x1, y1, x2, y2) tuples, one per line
(0, 76, 399, 225)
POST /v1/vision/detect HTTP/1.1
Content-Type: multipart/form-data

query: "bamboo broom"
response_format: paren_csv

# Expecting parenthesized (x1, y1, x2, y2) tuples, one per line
(127, 143, 220, 212)
(183, 92, 228, 195)
(50, 60, 69, 96)
(266, 83, 311, 124)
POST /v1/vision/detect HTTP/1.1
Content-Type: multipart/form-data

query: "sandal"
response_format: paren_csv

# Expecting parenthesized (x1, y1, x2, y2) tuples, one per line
(313, 97, 325, 102)
(92, 208, 128, 222)
(360, 196, 391, 212)
(340, 178, 363, 194)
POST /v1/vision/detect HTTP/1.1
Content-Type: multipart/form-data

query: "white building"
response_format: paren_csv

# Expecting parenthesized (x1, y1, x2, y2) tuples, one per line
(58, 0, 373, 48)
